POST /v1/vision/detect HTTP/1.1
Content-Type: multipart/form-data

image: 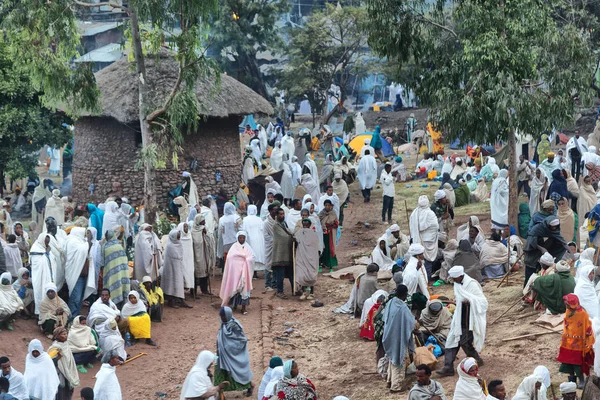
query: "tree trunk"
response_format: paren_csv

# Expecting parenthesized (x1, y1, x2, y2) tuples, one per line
(130, 11, 157, 226)
(508, 131, 518, 229)
(240, 53, 269, 100)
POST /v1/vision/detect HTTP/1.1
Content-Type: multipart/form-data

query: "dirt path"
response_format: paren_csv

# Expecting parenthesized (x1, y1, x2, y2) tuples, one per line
(0, 175, 564, 399)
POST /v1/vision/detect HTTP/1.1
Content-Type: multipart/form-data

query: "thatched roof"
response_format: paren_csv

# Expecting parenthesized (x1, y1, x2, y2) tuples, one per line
(93, 53, 273, 123)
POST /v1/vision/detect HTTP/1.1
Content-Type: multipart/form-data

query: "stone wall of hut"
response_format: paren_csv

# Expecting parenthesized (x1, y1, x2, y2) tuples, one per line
(72, 116, 242, 208)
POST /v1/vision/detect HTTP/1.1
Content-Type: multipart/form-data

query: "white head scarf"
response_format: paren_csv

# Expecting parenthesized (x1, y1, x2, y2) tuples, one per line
(512, 374, 543, 400)
(121, 290, 147, 318)
(263, 366, 284, 398)
(180, 350, 218, 400)
(25, 339, 60, 400)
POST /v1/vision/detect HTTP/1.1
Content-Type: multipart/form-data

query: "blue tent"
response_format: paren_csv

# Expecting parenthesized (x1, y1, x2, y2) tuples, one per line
(364, 132, 396, 157)
(239, 114, 257, 131)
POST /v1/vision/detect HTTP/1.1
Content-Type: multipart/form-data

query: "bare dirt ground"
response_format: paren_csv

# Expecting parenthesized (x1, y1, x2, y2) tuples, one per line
(1, 171, 567, 400)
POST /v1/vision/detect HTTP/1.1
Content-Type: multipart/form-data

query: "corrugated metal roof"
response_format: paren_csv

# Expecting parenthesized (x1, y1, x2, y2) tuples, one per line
(78, 21, 122, 36)
(74, 43, 124, 63)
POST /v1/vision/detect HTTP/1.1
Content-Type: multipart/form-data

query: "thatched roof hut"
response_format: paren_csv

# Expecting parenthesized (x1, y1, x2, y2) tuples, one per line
(72, 53, 273, 207)
(93, 52, 273, 123)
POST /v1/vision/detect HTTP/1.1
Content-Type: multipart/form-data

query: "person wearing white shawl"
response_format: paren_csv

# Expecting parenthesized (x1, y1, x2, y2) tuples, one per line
(63, 227, 95, 317)
(250, 139, 262, 166)
(529, 168, 548, 216)
(301, 174, 321, 207)
(290, 156, 302, 189)
(512, 374, 545, 400)
(456, 216, 485, 253)
(93, 350, 123, 400)
(490, 169, 509, 227)
(67, 316, 98, 373)
(0, 272, 23, 328)
(41, 217, 67, 292)
(403, 244, 430, 300)
(260, 189, 278, 220)
(372, 236, 396, 271)
(261, 365, 284, 400)
(177, 222, 195, 290)
(270, 141, 284, 171)
(30, 234, 58, 315)
(480, 233, 509, 279)
(181, 171, 199, 208)
(242, 205, 266, 271)
(360, 138, 374, 158)
(409, 195, 439, 267)
(0, 356, 28, 400)
(319, 185, 340, 219)
(44, 189, 65, 226)
(86, 227, 102, 293)
(242, 151, 255, 184)
(121, 290, 156, 345)
(383, 224, 410, 260)
(450, 157, 467, 180)
(441, 157, 452, 176)
(305, 203, 324, 253)
(360, 289, 388, 327)
(133, 224, 162, 282)
(163, 229, 192, 308)
(574, 263, 599, 319)
(3, 235, 21, 279)
(95, 318, 127, 364)
(281, 131, 295, 162)
(437, 266, 487, 376)
(37, 284, 70, 337)
(355, 111, 366, 135)
(575, 247, 595, 282)
(357, 149, 377, 201)
(559, 381, 577, 398)
(280, 155, 295, 201)
(304, 153, 319, 184)
(24, 339, 59, 400)
(173, 196, 192, 224)
(257, 124, 268, 156)
(452, 357, 486, 400)
(472, 177, 489, 203)
(217, 203, 241, 259)
(48, 326, 80, 398)
(101, 201, 121, 238)
(257, 357, 284, 400)
(191, 214, 216, 296)
(180, 350, 226, 400)
(285, 200, 303, 232)
(532, 365, 551, 400)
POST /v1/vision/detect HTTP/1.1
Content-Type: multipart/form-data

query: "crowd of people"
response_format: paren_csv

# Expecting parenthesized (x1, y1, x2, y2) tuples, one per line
(1, 116, 600, 400)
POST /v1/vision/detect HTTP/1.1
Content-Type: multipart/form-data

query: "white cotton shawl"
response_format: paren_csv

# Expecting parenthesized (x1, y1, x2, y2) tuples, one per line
(371, 237, 395, 271)
(242, 205, 266, 266)
(0, 272, 24, 316)
(181, 351, 217, 400)
(490, 170, 509, 226)
(94, 364, 122, 400)
(178, 222, 195, 289)
(530, 168, 547, 216)
(101, 201, 121, 238)
(258, 367, 273, 400)
(446, 275, 488, 352)
(409, 196, 439, 261)
(96, 319, 127, 360)
(270, 145, 283, 171)
(5, 366, 28, 400)
(24, 339, 59, 400)
(30, 234, 58, 315)
(39, 226, 66, 291)
(403, 257, 430, 299)
(121, 290, 147, 318)
(68, 315, 97, 353)
(63, 227, 96, 301)
(357, 154, 377, 190)
(304, 154, 319, 184)
(44, 192, 65, 226)
(301, 174, 321, 206)
(87, 297, 120, 328)
(480, 239, 508, 267)
(4, 242, 21, 278)
(512, 374, 545, 400)
(360, 289, 387, 326)
(319, 193, 340, 219)
(134, 225, 162, 281)
(574, 264, 599, 319)
(576, 248, 595, 281)
(453, 358, 486, 400)
(263, 366, 284, 398)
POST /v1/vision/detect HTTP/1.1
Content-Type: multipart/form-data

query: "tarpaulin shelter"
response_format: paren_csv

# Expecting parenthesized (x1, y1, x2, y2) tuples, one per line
(239, 114, 257, 131)
(348, 133, 396, 158)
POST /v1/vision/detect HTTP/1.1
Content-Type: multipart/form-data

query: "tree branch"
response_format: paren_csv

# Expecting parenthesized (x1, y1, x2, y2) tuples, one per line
(73, 0, 130, 13)
(415, 15, 458, 38)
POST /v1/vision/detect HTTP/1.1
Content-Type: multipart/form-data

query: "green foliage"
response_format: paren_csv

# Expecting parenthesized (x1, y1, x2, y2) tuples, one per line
(210, 0, 289, 96)
(0, 37, 72, 179)
(276, 4, 370, 116)
(365, 0, 594, 144)
(155, 214, 175, 237)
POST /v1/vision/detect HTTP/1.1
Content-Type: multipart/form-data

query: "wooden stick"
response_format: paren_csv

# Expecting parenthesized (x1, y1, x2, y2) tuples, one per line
(497, 252, 524, 288)
(292, 241, 296, 296)
(119, 352, 147, 366)
(420, 325, 445, 350)
(535, 324, 563, 335)
(491, 296, 522, 325)
(502, 331, 556, 342)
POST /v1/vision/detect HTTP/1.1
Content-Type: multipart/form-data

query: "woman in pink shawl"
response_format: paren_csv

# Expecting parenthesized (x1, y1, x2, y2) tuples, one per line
(219, 231, 254, 315)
